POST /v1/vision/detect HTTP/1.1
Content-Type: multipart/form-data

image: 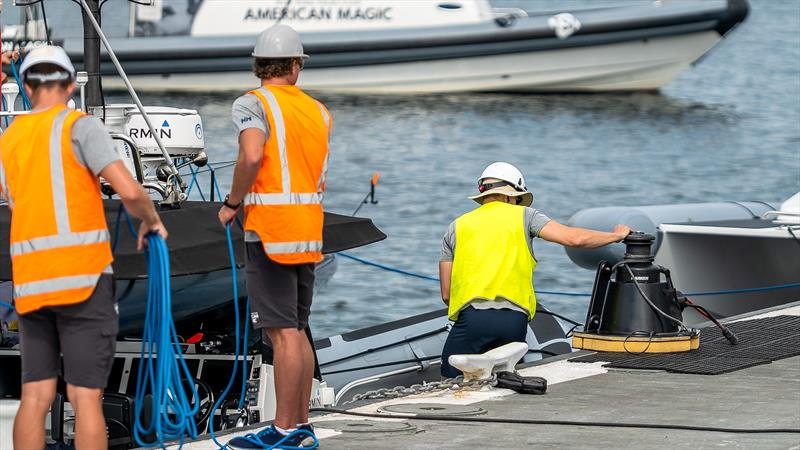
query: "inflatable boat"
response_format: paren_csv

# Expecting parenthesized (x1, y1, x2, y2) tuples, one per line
(1, 0, 750, 93)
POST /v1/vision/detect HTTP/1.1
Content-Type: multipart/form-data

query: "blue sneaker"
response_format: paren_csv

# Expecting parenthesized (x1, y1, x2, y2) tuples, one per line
(296, 424, 316, 447)
(227, 424, 318, 449)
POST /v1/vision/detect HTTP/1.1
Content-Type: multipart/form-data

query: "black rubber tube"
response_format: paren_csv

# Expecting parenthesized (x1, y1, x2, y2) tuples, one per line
(309, 407, 800, 435)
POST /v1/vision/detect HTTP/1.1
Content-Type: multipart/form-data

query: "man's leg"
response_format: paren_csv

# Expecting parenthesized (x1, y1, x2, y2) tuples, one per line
(16, 307, 60, 449)
(295, 264, 316, 425)
(266, 327, 312, 430)
(58, 275, 117, 450)
(296, 329, 315, 425)
(13, 378, 57, 449)
(66, 384, 107, 450)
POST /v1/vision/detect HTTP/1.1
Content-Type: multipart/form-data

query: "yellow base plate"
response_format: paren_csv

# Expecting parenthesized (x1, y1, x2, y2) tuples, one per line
(572, 332, 699, 353)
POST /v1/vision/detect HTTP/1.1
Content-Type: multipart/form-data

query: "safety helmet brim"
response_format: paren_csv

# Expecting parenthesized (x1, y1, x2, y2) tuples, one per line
(251, 52, 309, 59)
(468, 185, 533, 207)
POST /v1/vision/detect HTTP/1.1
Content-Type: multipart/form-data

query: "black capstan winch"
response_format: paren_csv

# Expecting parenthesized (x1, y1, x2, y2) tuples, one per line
(572, 232, 736, 353)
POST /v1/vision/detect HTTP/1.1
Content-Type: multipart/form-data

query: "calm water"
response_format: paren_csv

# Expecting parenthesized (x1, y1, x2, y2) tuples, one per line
(115, 1, 799, 338)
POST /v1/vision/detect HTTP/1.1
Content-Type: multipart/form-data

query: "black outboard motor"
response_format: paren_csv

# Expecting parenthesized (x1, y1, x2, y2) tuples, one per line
(573, 232, 701, 353)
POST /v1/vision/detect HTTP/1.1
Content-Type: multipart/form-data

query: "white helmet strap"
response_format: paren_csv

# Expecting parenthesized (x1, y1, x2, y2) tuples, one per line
(25, 71, 72, 82)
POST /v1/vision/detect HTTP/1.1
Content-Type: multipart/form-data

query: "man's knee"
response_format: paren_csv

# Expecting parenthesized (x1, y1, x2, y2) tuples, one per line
(66, 384, 103, 408)
(20, 379, 57, 412)
(266, 327, 303, 345)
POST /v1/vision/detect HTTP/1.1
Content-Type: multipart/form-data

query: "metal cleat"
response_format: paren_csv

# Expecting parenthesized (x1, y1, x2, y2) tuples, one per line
(448, 342, 528, 382)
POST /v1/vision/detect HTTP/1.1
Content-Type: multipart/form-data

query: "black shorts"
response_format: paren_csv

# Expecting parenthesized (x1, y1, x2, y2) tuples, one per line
(245, 242, 315, 330)
(18, 274, 117, 388)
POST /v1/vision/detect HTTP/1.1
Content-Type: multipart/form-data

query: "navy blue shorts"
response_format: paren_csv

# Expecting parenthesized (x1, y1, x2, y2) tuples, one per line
(440, 305, 528, 378)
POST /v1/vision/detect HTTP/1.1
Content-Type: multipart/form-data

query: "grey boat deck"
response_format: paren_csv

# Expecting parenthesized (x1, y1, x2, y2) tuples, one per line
(174, 305, 800, 449)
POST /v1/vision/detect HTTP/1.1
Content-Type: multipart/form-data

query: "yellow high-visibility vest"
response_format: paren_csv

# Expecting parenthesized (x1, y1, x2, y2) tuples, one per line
(449, 201, 536, 320)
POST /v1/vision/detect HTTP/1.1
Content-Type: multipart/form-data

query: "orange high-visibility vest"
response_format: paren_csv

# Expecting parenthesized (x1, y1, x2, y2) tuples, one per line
(0, 105, 113, 315)
(245, 85, 330, 265)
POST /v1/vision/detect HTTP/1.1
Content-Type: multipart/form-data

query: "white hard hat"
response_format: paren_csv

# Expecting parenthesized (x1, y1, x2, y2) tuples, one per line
(19, 45, 76, 81)
(252, 24, 309, 59)
(468, 162, 534, 207)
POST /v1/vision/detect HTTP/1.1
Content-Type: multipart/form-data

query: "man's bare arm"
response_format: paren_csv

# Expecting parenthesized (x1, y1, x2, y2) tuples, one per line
(539, 220, 630, 249)
(439, 261, 453, 306)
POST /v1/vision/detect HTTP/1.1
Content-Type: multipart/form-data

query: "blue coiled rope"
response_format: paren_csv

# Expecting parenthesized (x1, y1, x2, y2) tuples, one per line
(133, 233, 199, 448)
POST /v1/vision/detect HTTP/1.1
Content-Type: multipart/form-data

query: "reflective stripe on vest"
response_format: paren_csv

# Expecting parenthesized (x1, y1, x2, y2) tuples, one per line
(259, 88, 292, 193)
(245, 86, 329, 265)
(449, 201, 537, 321)
(315, 100, 331, 191)
(244, 192, 322, 206)
(50, 110, 72, 233)
(264, 240, 323, 254)
(10, 229, 110, 256)
(0, 105, 113, 314)
(14, 273, 101, 298)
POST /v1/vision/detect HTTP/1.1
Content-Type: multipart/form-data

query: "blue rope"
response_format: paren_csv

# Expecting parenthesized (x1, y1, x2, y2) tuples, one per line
(0, 300, 14, 311)
(337, 252, 800, 298)
(186, 165, 205, 201)
(207, 222, 249, 449)
(1, 96, 10, 127)
(133, 234, 199, 448)
(10, 59, 31, 110)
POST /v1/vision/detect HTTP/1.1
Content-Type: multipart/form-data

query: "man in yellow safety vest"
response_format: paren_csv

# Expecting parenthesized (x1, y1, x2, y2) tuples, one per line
(438, 162, 631, 377)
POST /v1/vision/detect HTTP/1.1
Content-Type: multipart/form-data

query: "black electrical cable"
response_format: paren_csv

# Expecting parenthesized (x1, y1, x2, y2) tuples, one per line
(565, 323, 581, 337)
(535, 307, 582, 326)
(39, 0, 50, 44)
(683, 300, 738, 345)
(308, 407, 800, 435)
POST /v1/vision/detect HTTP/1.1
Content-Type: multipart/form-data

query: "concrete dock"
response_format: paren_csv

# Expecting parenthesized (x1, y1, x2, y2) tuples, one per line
(177, 306, 800, 449)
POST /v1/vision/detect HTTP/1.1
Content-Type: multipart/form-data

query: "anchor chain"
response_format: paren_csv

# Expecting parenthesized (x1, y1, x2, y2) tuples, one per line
(341, 374, 497, 406)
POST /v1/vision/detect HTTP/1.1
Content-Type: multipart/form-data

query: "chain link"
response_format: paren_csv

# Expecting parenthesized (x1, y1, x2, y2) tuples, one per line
(340, 374, 497, 406)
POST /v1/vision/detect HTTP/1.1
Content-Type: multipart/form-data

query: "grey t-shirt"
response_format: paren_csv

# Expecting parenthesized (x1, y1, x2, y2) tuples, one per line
(71, 116, 121, 176)
(232, 93, 271, 243)
(231, 93, 270, 138)
(440, 206, 551, 316)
